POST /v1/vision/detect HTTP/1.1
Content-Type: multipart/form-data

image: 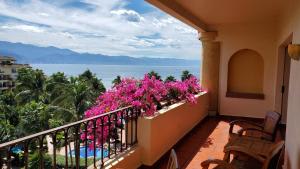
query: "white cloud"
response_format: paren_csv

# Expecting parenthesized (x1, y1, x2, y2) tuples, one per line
(38, 12, 50, 17)
(0, 0, 201, 60)
(111, 9, 144, 22)
(1, 24, 45, 33)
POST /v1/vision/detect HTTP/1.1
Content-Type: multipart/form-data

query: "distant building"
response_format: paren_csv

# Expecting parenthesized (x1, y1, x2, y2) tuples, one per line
(0, 56, 29, 91)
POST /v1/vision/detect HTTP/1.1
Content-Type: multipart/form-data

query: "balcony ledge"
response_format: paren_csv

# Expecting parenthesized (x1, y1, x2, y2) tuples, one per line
(145, 91, 208, 119)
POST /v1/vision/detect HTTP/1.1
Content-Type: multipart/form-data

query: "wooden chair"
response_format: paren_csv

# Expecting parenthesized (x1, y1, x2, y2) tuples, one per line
(167, 149, 179, 169)
(201, 141, 285, 169)
(229, 111, 281, 141)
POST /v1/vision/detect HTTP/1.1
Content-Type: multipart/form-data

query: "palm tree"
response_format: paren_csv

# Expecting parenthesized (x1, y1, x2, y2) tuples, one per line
(0, 120, 15, 143)
(17, 101, 53, 136)
(79, 70, 106, 97)
(112, 75, 122, 86)
(79, 69, 94, 80)
(0, 120, 15, 167)
(0, 91, 18, 125)
(46, 72, 69, 102)
(50, 77, 98, 165)
(165, 76, 176, 82)
(15, 68, 47, 104)
(51, 77, 94, 122)
(148, 70, 162, 81)
(181, 70, 192, 81)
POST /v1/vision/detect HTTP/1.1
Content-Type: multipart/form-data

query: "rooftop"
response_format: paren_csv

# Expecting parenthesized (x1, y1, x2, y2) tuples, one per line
(0, 56, 16, 61)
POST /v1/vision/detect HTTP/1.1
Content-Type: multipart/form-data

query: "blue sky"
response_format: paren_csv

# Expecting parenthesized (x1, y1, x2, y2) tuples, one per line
(0, 0, 201, 60)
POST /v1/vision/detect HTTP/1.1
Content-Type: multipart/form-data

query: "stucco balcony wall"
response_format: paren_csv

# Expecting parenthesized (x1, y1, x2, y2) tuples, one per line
(138, 92, 209, 166)
(103, 92, 209, 168)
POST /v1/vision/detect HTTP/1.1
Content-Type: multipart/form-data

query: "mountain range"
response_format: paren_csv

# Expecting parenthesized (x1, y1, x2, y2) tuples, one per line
(0, 41, 199, 66)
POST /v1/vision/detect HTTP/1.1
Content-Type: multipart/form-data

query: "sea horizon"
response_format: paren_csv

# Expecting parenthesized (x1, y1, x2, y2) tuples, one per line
(31, 64, 201, 89)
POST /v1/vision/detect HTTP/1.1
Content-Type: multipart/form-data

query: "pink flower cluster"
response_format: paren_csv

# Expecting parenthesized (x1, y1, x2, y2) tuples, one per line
(82, 74, 203, 147)
(165, 76, 202, 104)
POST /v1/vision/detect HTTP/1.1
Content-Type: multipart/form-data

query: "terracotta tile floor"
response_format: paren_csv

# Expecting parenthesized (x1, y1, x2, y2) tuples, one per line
(147, 116, 284, 169)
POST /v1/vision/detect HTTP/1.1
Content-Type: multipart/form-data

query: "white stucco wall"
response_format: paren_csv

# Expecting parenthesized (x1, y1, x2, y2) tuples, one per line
(276, 0, 300, 168)
(212, 21, 278, 118)
(212, 6, 300, 167)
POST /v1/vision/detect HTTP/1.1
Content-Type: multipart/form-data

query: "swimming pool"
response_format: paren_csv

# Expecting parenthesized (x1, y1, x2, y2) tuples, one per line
(11, 146, 23, 154)
(70, 147, 109, 158)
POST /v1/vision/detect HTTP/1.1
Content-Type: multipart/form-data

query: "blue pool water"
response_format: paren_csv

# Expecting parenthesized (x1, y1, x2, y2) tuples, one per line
(11, 146, 22, 154)
(71, 147, 109, 158)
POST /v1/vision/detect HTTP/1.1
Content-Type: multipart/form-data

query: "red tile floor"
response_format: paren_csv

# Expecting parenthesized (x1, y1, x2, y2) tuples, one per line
(140, 116, 285, 169)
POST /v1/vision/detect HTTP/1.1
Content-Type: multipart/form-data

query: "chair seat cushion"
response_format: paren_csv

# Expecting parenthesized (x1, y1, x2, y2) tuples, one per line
(226, 134, 274, 158)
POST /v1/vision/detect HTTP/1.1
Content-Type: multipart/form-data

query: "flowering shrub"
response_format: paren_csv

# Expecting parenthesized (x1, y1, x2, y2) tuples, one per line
(165, 76, 201, 104)
(82, 74, 202, 148)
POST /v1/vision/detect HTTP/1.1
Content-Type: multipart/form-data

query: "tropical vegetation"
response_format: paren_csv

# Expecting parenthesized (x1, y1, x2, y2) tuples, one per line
(0, 68, 105, 144)
(0, 67, 201, 168)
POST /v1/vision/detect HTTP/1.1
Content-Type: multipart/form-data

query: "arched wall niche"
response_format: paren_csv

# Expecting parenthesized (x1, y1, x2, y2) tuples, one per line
(226, 49, 265, 99)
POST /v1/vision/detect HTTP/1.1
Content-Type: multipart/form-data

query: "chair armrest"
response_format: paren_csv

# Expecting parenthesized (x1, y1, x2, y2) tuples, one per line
(237, 128, 273, 138)
(201, 159, 236, 169)
(224, 145, 265, 163)
(229, 120, 263, 134)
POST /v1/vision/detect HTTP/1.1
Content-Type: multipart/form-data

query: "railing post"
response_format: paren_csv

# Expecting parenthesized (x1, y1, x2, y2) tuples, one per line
(134, 109, 139, 144)
(75, 125, 80, 169)
(101, 118, 104, 168)
(84, 123, 88, 168)
(64, 130, 69, 168)
(39, 137, 44, 169)
(113, 114, 118, 156)
(120, 111, 124, 152)
(24, 141, 29, 169)
(6, 147, 11, 169)
(126, 109, 137, 145)
(108, 115, 111, 158)
(93, 119, 97, 168)
(52, 134, 57, 169)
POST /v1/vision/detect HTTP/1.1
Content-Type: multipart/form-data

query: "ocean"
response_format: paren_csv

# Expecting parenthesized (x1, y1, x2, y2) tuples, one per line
(31, 64, 201, 89)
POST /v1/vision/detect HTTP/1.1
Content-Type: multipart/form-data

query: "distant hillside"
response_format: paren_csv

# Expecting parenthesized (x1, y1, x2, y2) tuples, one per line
(0, 41, 199, 66)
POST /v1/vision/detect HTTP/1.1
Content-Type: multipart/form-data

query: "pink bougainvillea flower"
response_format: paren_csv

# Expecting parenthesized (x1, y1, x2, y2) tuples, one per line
(81, 74, 203, 148)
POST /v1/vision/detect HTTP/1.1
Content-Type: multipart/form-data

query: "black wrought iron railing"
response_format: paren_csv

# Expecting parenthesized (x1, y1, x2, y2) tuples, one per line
(0, 106, 140, 169)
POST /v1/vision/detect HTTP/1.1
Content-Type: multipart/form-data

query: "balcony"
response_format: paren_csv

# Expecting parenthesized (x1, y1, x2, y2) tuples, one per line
(0, 61, 13, 66)
(0, 93, 210, 168)
(1, 0, 299, 168)
(0, 91, 286, 169)
(0, 75, 12, 81)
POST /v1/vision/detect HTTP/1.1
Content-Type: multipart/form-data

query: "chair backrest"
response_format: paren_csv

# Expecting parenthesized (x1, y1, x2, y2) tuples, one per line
(263, 111, 281, 140)
(263, 141, 285, 169)
(167, 149, 179, 169)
